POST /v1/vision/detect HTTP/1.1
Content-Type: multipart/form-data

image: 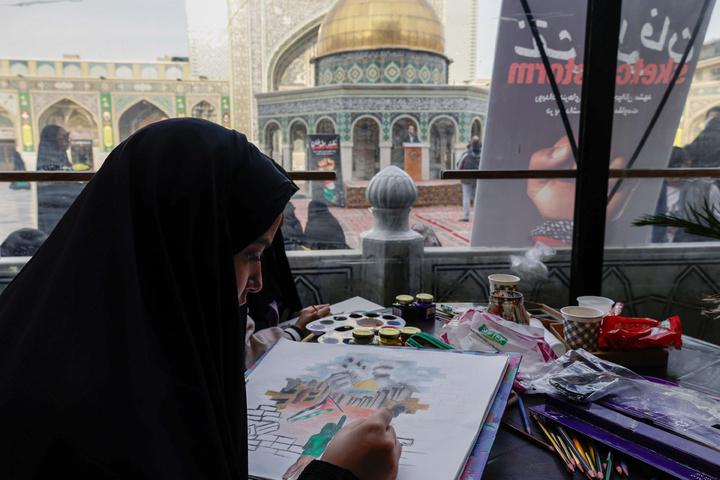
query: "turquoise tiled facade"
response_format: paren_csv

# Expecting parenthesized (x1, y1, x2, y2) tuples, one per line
(315, 49, 448, 86)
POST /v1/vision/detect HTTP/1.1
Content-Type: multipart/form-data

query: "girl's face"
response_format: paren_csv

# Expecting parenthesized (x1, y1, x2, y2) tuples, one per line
(233, 213, 283, 306)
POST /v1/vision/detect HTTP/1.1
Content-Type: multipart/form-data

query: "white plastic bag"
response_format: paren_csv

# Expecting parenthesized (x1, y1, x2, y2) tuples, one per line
(440, 309, 558, 378)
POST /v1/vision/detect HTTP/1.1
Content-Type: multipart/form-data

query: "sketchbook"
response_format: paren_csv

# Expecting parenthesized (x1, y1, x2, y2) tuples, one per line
(245, 338, 511, 480)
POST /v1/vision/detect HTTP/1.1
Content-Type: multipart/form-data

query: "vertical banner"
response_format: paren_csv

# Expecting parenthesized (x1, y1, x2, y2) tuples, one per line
(308, 134, 345, 207)
(471, 0, 714, 247)
(18, 92, 34, 152)
(100, 94, 114, 152)
(175, 95, 187, 117)
(221, 96, 231, 128)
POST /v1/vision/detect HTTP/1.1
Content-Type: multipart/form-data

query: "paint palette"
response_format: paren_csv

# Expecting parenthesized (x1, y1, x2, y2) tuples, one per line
(307, 312, 406, 345)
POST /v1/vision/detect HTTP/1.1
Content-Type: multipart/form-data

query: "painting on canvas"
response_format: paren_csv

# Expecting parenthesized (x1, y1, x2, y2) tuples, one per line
(246, 339, 509, 480)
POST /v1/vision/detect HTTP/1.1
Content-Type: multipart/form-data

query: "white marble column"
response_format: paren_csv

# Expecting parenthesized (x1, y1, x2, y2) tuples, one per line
(340, 143, 354, 182)
(379, 141, 392, 171)
(421, 144, 430, 180)
(282, 144, 292, 171)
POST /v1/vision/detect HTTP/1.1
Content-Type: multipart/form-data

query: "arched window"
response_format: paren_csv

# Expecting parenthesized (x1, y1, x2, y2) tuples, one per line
(118, 100, 169, 142)
(430, 117, 456, 179)
(192, 101, 217, 122)
(352, 118, 380, 181)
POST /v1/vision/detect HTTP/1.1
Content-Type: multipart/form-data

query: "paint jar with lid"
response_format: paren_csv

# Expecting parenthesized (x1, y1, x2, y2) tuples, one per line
(414, 293, 436, 322)
(399, 326, 421, 345)
(352, 328, 375, 345)
(392, 294, 416, 321)
(377, 327, 402, 346)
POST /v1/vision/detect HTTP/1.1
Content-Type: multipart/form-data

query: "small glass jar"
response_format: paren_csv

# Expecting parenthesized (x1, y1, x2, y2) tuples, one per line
(377, 327, 402, 346)
(399, 326, 421, 345)
(352, 328, 375, 345)
(414, 293, 436, 322)
(392, 295, 416, 321)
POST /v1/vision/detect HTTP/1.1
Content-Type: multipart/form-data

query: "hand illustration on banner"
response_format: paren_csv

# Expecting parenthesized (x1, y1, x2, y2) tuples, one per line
(527, 136, 627, 245)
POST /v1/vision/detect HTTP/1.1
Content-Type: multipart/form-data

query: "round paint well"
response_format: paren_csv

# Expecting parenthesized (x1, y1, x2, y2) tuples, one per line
(334, 325, 353, 332)
(358, 318, 383, 327)
(320, 319, 334, 325)
(387, 320, 402, 326)
(333, 315, 347, 321)
(322, 337, 339, 344)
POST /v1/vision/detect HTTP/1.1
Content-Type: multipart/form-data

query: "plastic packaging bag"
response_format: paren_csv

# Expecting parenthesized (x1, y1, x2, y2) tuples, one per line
(439, 309, 557, 378)
(599, 315, 682, 350)
(518, 349, 720, 450)
(509, 241, 556, 283)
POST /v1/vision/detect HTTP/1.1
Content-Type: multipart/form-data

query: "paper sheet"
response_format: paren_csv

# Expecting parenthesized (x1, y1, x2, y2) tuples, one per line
(246, 339, 509, 480)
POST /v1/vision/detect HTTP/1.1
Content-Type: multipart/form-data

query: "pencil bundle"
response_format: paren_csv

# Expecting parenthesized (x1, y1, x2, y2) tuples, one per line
(529, 411, 675, 480)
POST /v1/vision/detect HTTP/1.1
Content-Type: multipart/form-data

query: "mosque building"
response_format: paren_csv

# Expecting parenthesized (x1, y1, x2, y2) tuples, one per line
(1, 0, 486, 183)
(248, 0, 489, 183)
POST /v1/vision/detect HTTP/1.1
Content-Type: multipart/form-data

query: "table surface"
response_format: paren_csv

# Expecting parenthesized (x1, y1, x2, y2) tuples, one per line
(403, 304, 720, 479)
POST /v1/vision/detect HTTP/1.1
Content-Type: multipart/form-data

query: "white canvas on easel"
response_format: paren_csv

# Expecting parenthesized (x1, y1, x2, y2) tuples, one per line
(246, 338, 509, 480)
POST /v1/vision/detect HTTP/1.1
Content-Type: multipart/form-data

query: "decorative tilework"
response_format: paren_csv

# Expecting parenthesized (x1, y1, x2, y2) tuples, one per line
(366, 63, 380, 83)
(404, 64, 418, 83)
(419, 65, 431, 84)
(348, 64, 363, 83)
(384, 62, 401, 83)
(381, 112, 391, 141)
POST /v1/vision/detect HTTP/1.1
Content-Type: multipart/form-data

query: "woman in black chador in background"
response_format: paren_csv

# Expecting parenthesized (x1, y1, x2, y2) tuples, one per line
(0, 118, 400, 479)
(304, 199, 349, 250)
(35, 124, 85, 234)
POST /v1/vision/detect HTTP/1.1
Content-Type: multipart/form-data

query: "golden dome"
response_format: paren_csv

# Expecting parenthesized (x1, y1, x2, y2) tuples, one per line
(316, 0, 444, 58)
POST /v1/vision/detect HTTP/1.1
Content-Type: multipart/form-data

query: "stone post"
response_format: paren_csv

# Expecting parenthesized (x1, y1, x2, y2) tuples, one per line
(282, 143, 292, 171)
(361, 166, 425, 307)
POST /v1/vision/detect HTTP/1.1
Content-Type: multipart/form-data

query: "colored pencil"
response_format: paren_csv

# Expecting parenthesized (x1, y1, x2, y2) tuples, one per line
(500, 419, 554, 452)
(557, 425, 593, 477)
(552, 423, 585, 473)
(604, 450, 614, 480)
(516, 392, 532, 435)
(575, 434, 596, 475)
(619, 457, 629, 476)
(591, 439, 603, 478)
(530, 412, 574, 473)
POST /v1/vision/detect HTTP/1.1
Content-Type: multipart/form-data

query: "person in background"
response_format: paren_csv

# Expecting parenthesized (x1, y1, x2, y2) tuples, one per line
(457, 136, 482, 222)
(0, 118, 400, 480)
(36, 124, 85, 234)
(304, 200, 349, 250)
(411, 223, 442, 247)
(245, 226, 331, 368)
(9, 149, 31, 190)
(0, 228, 47, 257)
(652, 147, 719, 243)
(282, 201, 305, 250)
(402, 124, 420, 144)
(684, 106, 720, 169)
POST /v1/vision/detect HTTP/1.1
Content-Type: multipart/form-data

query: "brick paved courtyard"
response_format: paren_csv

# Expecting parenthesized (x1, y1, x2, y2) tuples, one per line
(0, 185, 474, 249)
(290, 198, 473, 248)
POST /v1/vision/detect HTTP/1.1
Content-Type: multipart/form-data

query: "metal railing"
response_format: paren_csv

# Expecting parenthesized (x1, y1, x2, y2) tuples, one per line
(0, 171, 336, 182)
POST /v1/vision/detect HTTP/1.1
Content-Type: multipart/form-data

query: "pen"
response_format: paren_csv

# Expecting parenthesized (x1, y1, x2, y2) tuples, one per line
(516, 392, 532, 435)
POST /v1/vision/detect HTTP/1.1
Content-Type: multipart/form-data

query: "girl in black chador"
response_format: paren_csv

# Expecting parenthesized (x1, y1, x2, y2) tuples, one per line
(0, 118, 399, 480)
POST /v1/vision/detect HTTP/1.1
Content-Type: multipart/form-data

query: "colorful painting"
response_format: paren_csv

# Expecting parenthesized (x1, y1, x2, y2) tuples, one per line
(246, 339, 510, 480)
